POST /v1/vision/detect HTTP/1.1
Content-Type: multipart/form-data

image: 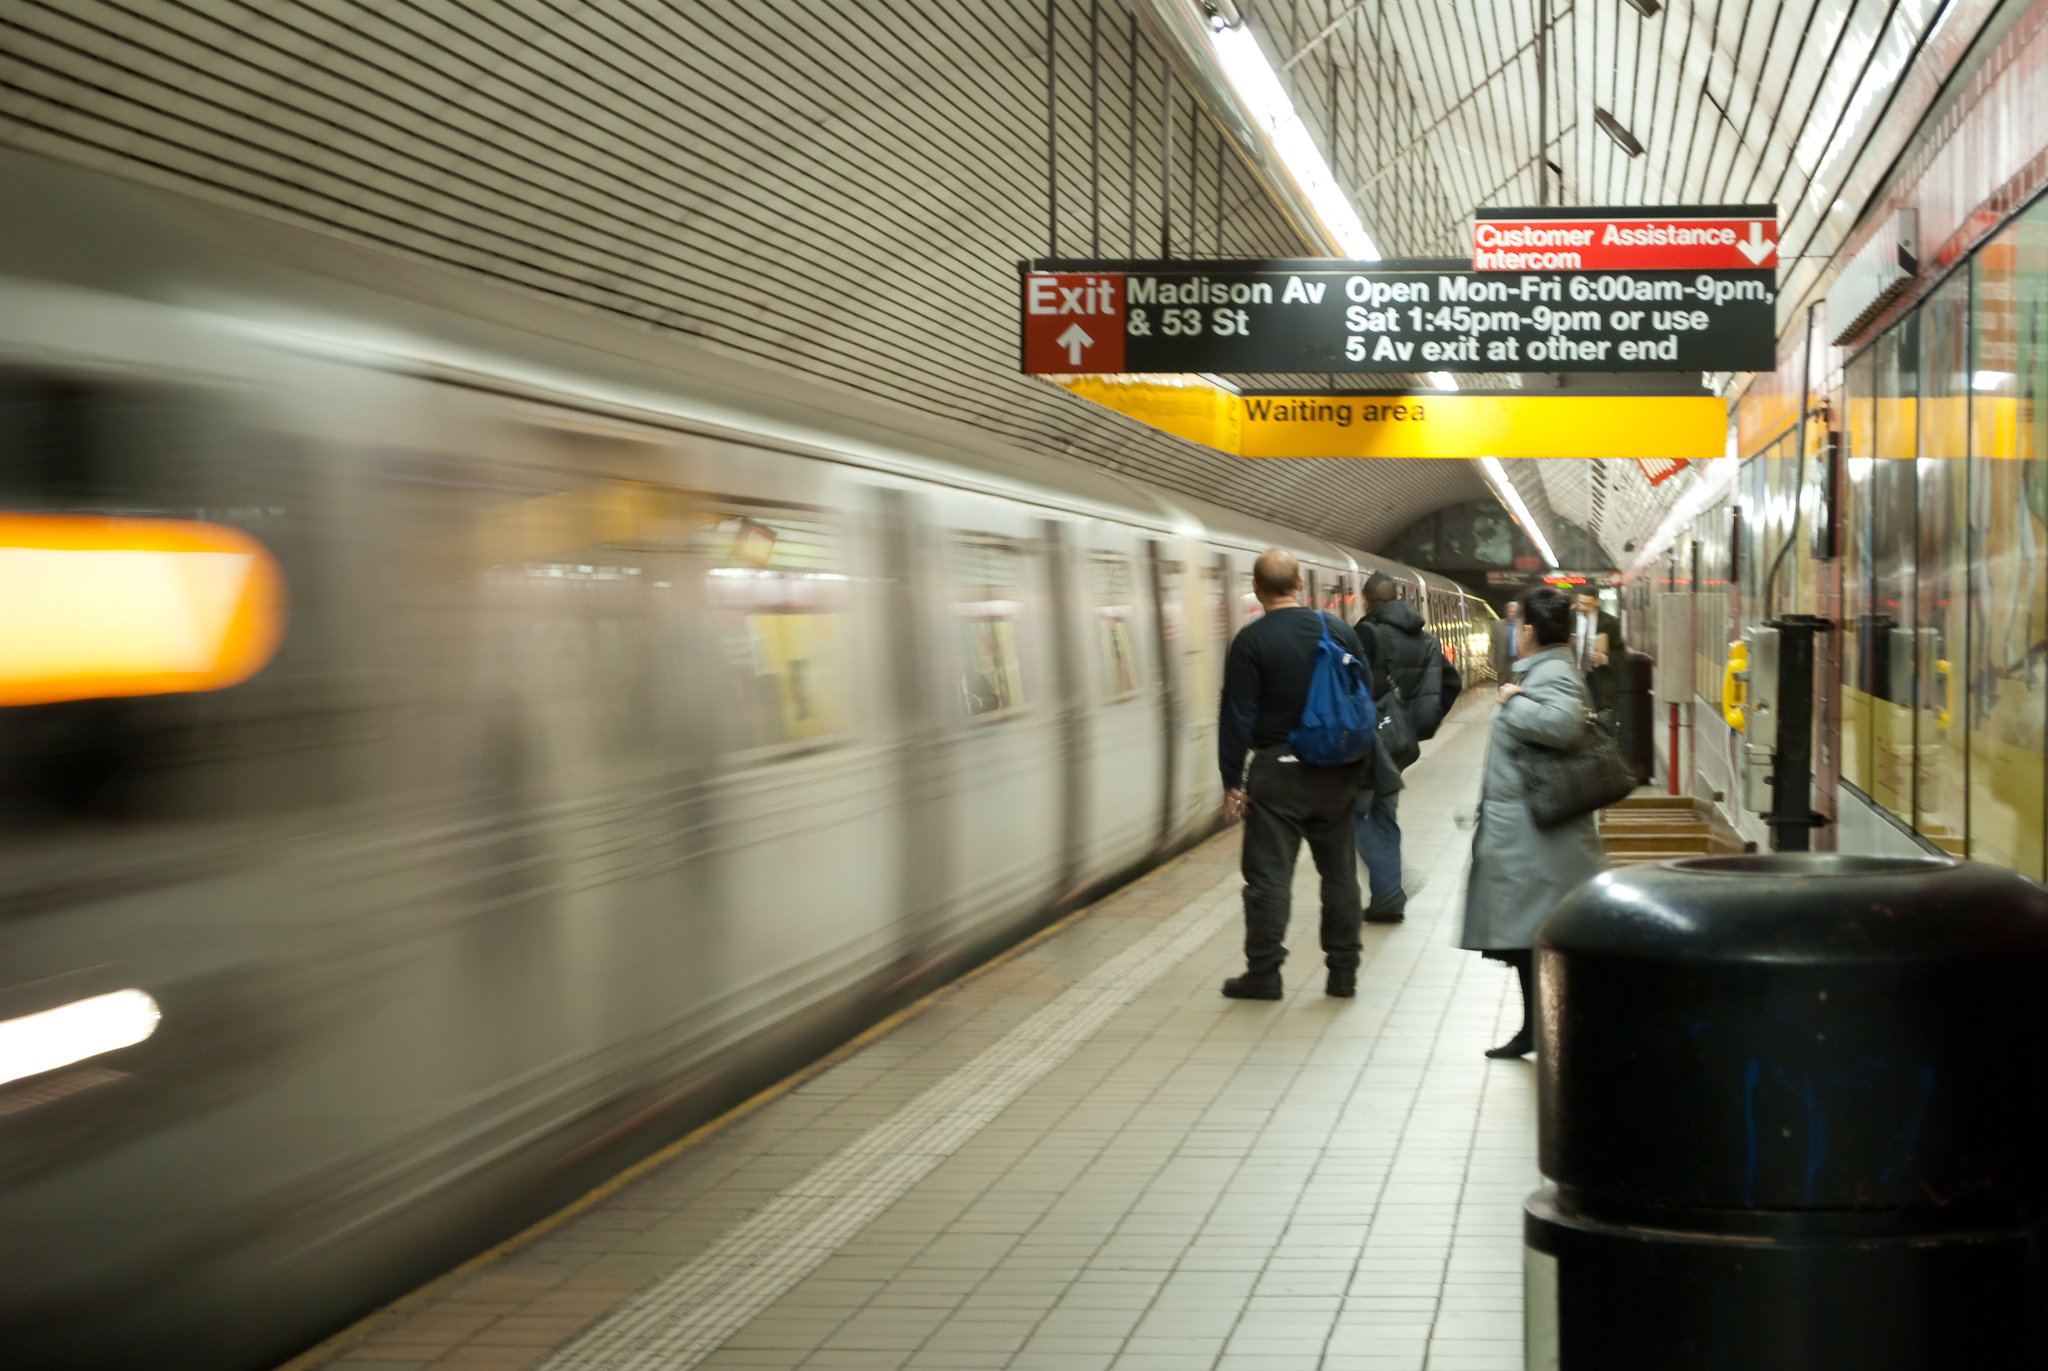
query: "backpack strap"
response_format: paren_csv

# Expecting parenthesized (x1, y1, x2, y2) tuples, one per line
(1354, 616, 1385, 674)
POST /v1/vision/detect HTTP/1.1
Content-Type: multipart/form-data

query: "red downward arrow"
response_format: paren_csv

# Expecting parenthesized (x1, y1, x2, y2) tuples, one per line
(1735, 221, 1776, 265)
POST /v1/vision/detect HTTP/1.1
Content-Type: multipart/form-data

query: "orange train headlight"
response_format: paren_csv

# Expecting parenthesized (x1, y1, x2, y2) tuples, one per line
(0, 515, 286, 706)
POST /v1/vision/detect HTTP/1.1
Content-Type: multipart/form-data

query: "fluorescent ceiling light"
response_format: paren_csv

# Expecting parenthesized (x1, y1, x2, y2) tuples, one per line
(1427, 372, 1457, 391)
(1594, 106, 1644, 158)
(1208, 23, 1379, 260)
(1477, 456, 1559, 567)
(0, 989, 159, 1088)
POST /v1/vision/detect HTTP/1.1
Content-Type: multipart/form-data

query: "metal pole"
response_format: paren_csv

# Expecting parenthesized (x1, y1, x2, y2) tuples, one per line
(1762, 307, 1830, 857)
(1046, 0, 1059, 258)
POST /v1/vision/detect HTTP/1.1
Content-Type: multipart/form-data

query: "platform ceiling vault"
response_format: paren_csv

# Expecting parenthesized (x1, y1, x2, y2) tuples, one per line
(0, 0, 2004, 561)
(1237, 0, 1979, 275)
(1201, 0, 2002, 564)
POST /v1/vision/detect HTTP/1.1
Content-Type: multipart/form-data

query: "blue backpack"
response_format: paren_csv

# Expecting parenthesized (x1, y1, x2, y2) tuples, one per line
(1288, 613, 1378, 766)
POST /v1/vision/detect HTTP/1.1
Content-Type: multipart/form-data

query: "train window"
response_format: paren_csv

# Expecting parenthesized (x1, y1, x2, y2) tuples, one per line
(1917, 274, 1969, 854)
(1088, 552, 1142, 700)
(952, 536, 1026, 718)
(1840, 350, 1876, 798)
(699, 503, 853, 750)
(1238, 570, 1261, 629)
(1869, 317, 1919, 823)
(458, 415, 729, 784)
(1694, 503, 1732, 708)
(1968, 219, 2048, 878)
(1205, 557, 1228, 650)
(1737, 456, 1764, 629)
(1153, 550, 1187, 648)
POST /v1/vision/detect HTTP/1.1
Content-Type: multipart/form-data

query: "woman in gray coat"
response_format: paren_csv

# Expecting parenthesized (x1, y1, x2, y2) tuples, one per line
(1462, 585, 1608, 1058)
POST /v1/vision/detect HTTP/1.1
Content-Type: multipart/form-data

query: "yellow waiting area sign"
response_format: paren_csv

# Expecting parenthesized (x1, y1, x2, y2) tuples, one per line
(1053, 375, 1724, 461)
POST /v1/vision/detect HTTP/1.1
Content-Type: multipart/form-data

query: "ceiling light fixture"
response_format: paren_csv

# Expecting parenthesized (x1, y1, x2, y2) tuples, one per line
(1428, 372, 1458, 391)
(1594, 106, 1644, 158)
(1621, 0, 1661, 16)
(1207, 21, 1380, 259)
(1477, 456, 1560, 567)
(1202, 0, 1244, 30)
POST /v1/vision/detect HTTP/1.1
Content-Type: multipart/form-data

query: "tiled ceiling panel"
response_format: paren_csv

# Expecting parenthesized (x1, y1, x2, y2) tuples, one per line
(1238, 0, 1999, 311)
(0, 0, 1493, 548)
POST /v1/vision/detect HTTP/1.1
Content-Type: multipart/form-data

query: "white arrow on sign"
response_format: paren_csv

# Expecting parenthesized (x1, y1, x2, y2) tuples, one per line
(1735, 221, 1776, 265)
(1056, 322, 1093, 366)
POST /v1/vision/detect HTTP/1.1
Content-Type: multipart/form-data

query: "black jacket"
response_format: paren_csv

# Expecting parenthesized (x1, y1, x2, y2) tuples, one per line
(1578, 609, 1627, 702)
(1357, 601, 1446, 739)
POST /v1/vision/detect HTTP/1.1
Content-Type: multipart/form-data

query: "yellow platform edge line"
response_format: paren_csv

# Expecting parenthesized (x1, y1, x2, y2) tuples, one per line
(272, 837, 1221, 1371)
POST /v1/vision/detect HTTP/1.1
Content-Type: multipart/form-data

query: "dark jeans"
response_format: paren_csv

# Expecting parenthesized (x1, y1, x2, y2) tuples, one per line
(1352, 787, 1401, 911)
(1241, 745, 1364, 976)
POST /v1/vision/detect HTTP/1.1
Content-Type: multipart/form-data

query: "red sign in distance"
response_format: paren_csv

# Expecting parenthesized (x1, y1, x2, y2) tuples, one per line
(1021, 272, 1125, 373)
(1472, 214, 1777, 271)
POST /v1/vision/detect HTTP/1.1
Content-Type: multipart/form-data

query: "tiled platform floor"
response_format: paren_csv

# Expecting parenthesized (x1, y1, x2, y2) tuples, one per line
(296, 699, 1534, 1371)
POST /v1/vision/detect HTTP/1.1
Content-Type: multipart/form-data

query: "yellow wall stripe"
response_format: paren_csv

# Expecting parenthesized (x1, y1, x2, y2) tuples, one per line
(1055, 377, 1725, 462)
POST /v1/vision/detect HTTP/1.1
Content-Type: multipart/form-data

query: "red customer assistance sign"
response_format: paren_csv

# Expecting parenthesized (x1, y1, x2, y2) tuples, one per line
(1473, 206, 1778, 272)
(1020, 272, 1125, 373)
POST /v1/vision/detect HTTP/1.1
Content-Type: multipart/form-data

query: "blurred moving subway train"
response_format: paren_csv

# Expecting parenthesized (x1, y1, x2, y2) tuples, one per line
(0, 150, 1494, 1367)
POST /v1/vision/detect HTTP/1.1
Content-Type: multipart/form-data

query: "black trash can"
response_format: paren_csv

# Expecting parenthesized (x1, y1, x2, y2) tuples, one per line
(1525, 855, 2048, 1370)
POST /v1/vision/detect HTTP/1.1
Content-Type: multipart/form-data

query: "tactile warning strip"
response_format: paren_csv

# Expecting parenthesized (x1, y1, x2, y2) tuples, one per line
(533, 875, 1245, 1370)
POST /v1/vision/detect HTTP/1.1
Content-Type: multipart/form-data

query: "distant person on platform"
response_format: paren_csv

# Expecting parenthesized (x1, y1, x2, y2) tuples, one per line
(1492, 600, 1521, 680)
(1218, 549, 1371, 1000)
(1352, 572, 1449, 924)
(1574, 591, 1626, 714)
(1461, 585, 1608, 1059)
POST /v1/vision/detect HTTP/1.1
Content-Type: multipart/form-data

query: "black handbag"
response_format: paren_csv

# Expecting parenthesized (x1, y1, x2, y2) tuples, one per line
(1512, 709, 1637, 828)
(1375, 683, 1421, 771)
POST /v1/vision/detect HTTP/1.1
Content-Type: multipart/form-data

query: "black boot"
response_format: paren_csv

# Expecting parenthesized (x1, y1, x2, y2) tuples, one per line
(1485, 1028, 1533, 1058)
(1485, 951, 1535, 1058)
(1222, 972, 1283, 1000)
(1326, 967, 1356, 997)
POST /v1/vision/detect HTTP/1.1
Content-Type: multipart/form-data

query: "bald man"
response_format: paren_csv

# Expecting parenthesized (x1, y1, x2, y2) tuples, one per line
(1217, 548, 1372, 1000)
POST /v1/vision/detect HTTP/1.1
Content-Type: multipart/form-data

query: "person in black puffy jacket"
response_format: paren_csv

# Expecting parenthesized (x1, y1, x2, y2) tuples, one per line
(1351, 573, 1447, 923)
